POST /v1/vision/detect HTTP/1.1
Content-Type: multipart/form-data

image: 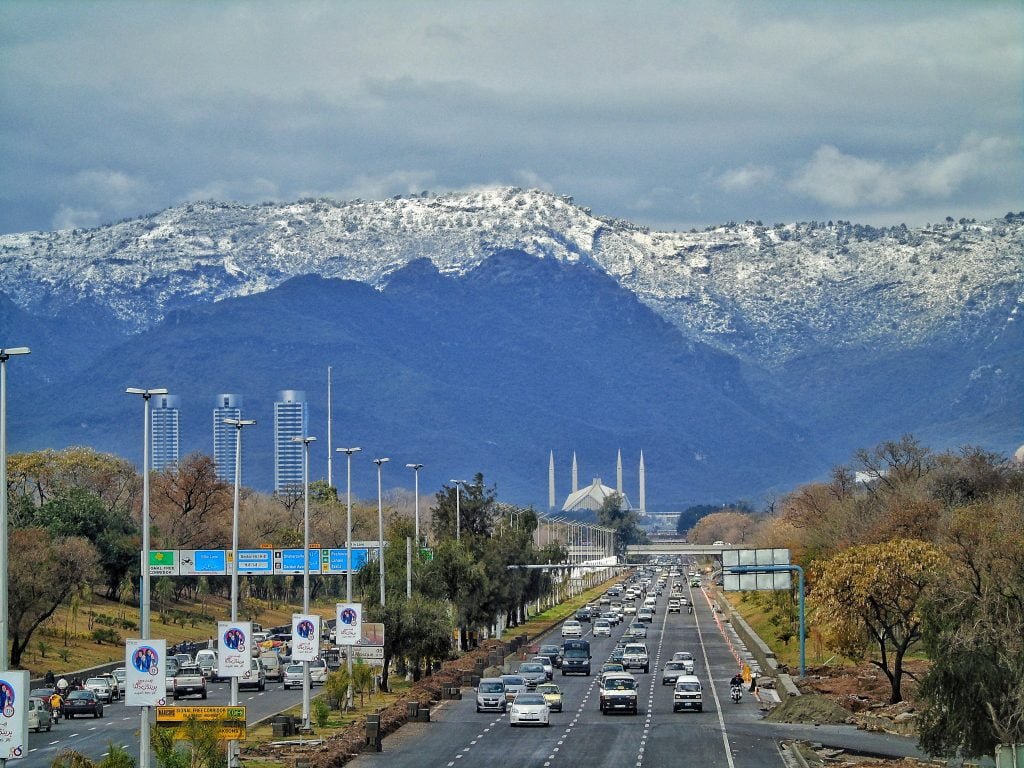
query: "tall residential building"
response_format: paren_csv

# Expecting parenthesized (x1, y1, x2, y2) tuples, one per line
(213, 394, 243, 482)
(274, 390, 307, 493)
(151, 394, 181, 471)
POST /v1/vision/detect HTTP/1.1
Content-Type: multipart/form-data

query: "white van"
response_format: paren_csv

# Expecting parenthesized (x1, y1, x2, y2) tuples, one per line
(195, 649, 219, 681)
(28, 697, 52, 732)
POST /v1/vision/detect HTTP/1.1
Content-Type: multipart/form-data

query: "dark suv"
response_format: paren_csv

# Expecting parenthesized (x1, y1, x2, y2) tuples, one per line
(575, 607, 592, 623)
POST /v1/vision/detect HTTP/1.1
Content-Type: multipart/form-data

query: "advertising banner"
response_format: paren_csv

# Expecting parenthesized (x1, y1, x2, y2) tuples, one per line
(291, 614, 321, 661)
(0, 669, 28, 759)
(125, 639, 166, 707)
(358, 622, 384, 647)
(335, 602, 362, 645)
(217, 621, 252, 678)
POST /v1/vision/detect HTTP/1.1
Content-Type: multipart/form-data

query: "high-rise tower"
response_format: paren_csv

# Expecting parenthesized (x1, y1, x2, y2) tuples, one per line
(213, 394, 243, 481)
(548, 451, 556, 510)
(151, 394, 180, 471)
(274, 390, 308, 493)
(639, 450, 646, 515)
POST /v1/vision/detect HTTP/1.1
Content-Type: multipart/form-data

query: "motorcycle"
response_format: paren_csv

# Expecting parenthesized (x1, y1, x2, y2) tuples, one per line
(730, 684, 743, 703)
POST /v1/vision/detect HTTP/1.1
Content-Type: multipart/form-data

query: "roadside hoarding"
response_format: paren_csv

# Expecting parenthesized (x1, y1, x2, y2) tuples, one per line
(291, 614, 320, 661)
(156, 706, 246, 741)
(217, 621, 251, 678)
(335, 602, 362, 645)
(125, 638, 167, 707)
(0, 670, 29, 759)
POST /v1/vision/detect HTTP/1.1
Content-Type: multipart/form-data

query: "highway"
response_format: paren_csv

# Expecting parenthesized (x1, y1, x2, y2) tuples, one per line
(347, 574, 930, 768)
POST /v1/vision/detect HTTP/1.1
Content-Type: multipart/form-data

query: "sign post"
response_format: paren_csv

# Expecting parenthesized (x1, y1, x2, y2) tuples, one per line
(155, 706, 247, 741)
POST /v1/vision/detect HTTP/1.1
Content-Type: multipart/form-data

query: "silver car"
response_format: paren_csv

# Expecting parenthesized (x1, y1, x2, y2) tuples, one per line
(500, 674, 528, 703)
(282, 663, 305, 690)
(84, 676, 113, 703)
(517, 662, 548, 689)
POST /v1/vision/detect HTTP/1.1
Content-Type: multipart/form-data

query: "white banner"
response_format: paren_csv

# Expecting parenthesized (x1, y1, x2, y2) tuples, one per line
(335, 602, 362, 645)
(217, 621, 252, 678)
(125, 639, 166, 707)
(291, 614, 321, 661)
(0, 670, 28, 759)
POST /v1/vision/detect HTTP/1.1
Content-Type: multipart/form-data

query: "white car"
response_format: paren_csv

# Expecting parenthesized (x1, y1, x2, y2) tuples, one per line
(84, 676, 113, 703)
(671, 651, 695, 673)
(561, 620, 583, 638)
(508, 691, 550, 727)
(593, 619, 612, 637)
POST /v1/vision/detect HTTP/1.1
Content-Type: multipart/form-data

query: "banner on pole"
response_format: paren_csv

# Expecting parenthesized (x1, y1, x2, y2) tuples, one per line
(291, 614, 321, 661)
(0, 669, 29, 759)
(217, 622, 251, 678)
(125, 639, 167, 707)
(335, 602, 362, 644)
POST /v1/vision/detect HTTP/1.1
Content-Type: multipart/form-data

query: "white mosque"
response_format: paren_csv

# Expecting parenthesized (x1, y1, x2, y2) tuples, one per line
(549, 449, 646, 514)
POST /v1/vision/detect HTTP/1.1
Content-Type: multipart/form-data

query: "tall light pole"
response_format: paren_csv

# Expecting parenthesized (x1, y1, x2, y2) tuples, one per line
(374, 458, 389, 607)
(450, 479, 467, 541)
(292, 435, 316, 731)
(405, 463, 423, 546)
(336, 446, 360, 711)
(126, 386, 168, 768)
(0, 348, 29, 673)
(224, 417, 255, 768)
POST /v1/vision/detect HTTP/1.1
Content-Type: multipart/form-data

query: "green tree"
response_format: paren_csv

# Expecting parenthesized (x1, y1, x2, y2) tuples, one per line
(597, 493, 647, 555)
(917, 496, 1024, 758)
(36, 486, 138, 599)
(809, 538, 947, 703)
(430, 474, 495, 541)
(151, 716, 227, 768)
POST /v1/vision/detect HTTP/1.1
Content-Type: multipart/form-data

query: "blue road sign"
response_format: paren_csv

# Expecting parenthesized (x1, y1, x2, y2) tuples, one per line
(325, 548, 370, 573)
(276, 548, 322, 574)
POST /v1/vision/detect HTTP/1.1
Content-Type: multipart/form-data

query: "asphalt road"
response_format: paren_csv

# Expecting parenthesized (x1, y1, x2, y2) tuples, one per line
(347, 576, 930, 768)
(23, 675, 307, 766)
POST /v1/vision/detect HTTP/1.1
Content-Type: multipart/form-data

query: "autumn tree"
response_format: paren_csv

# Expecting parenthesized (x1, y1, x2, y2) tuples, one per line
(150, 453, 232, 549)
(687, 509, 758, 545)
(809, 538, 947, 703)
(8, 528, 99, 666)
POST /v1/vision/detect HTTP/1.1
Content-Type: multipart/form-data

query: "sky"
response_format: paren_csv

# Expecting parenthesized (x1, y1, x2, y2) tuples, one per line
(1, 1, 1021, 235)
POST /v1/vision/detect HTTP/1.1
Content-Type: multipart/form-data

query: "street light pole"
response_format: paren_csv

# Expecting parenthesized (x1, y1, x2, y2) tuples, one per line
(450, 480, 467, 541)
(405, 463, 423, 546)
(126, 386, 168, 768)
(292, 435, 316, 731)
(336, 447, 360, 711)
(0, 348, 29, 675)
(224, 417, 255, 768)
(374, 458, 389, 607)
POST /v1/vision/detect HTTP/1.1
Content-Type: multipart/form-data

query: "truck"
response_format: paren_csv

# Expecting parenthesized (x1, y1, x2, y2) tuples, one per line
(171, 665, 208, 700)
(561, 639, 591, 676)
(621, 643, 649, 674)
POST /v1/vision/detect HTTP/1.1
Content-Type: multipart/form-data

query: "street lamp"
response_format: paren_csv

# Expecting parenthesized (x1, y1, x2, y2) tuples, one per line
(405, 463, 423, 546)
(0, 348, 29, 673)
(450, 479, 467, 541)
(126, 386, 168, 768)
(291, 435, 316, 731)
(224, 417, 255, 767)
(335, 446, 360, 711)
(374, 458, 389, 607)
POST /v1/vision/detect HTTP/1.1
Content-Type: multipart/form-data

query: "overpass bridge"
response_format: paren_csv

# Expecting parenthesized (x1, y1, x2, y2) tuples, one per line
(626, 541, 729, 557)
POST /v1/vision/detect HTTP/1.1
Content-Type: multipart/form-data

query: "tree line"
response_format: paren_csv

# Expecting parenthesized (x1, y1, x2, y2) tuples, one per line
(681, 435, 1024, 761)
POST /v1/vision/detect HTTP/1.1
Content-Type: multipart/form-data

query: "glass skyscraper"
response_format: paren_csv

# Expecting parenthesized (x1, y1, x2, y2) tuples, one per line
(213, 394, 243, 482)
(151, 394, 180, 471)
(274, 390, 307, 493)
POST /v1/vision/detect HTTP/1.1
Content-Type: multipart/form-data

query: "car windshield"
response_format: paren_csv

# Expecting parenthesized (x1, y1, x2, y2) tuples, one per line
(514, 694, 546, 705)
(674, 653, 693, 661)
(68, 691, 92, 700)
(479, 682, 504, 693)
(676, 682, 701, 692)
(665, 662, 686, 671)
(86, 678, 106, 686)
(536, 685, 558, 694)
(540, 645, 560, 655)
(625, 645, 645, 653)
(501, 676, 525, 686)
(605, 678, 636, 690)
(595, 620, 609, 626)
(519, 664, 543, 673)
(286, 665, 303, 673)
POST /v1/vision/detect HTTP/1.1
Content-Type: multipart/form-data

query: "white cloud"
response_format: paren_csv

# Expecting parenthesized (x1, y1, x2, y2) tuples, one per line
(186, 178, 281, 203)
(52, 205, 101, 231)
(789, 135, 1021, 208)
(716, 165, 775, 192)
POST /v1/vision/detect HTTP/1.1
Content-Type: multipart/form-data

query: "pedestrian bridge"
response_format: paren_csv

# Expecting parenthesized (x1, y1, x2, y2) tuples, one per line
(626, 541, 728, 556)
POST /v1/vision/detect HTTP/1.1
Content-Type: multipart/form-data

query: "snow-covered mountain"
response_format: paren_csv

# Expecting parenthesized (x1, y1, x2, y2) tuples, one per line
(0, 188, 1021, 506)
(3, 188, 1020, 367)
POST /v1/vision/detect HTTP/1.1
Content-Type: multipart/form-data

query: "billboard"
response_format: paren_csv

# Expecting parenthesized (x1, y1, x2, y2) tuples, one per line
(125, 639, 167, 707)
(722, 548, 792, 591)
(0, 670, 29, 759)
(291, 614, 321, 661)
(335, 602, 362, 645)
(217, 622, 251, 678)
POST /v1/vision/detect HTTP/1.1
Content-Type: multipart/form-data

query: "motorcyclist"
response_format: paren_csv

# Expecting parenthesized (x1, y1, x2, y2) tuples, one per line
(49, 691, 62, 721)
(729, 672, 744, 688)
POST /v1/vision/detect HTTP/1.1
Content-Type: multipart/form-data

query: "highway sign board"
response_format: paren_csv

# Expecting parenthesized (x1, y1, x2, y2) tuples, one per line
(148, 551, 178, 576)
(156, 706, 246, 741)
(351, 645, 384, 661)
(722, 548, 792, 591)
(275, 548, 322, 574)
(178, 550, 226, 576)
(231, 549, 273, 574)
